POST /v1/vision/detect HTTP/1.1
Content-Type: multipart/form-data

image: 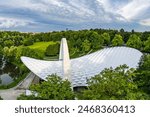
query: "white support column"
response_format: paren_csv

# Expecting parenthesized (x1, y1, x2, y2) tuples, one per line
(59, 38, 72, 86)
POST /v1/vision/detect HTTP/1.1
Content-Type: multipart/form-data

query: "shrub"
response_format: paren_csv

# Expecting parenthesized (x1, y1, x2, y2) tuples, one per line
(45, 43, 59, 56)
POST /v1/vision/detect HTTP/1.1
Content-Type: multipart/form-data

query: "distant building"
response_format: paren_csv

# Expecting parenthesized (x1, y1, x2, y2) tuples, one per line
(21, 38, 143, 88)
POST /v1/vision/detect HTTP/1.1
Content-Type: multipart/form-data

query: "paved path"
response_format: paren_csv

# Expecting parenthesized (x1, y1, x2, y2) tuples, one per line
(0, 89, 25, 100)
(0, 72, 35, 100)
(16, 72, 35, 90)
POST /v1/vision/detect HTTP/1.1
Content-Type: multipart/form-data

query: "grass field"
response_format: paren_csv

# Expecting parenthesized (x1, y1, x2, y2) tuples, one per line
(28, 41, 57, 53)
(28, 41, 58, 59)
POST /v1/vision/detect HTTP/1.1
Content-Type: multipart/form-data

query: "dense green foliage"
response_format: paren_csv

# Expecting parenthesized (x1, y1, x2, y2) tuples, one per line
(78, 65, 149, 100)
(0, 45, 3, 54)
(0, 29, 150, 57)
(126, 34, 142, 49)
(4, 40, 14, 47)
(23, 37, 33, 46)
(82, 39, 91, 52)
(144, 36, 150, 53)
(18, 75, 75, 100)
(112, 34, 124, 46)
(45, 43, 59, 56)
(3, 46, 42, 63)
(134, 55, 150, 94)
(90, 31, 104, 49)
(102, 32, 110, 46)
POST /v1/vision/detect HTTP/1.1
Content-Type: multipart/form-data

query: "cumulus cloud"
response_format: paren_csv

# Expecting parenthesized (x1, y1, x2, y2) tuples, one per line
(0, 17, 34, 28)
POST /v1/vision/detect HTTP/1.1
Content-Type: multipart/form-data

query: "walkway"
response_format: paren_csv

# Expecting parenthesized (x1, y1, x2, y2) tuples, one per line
(0, 72, 35, 100)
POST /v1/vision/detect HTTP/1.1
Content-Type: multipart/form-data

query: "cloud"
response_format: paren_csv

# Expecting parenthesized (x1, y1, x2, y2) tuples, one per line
(0, 0, 123, 23)
(118, 0, 150, 21)
(0, 0, 150, 31)
(139, 18, 150, 26)
(0, 17, 34, 28)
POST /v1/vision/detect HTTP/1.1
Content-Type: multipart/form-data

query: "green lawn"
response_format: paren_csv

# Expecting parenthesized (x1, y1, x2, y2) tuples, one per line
(27, 41, 58, 59)
(28, 41, 57, 53)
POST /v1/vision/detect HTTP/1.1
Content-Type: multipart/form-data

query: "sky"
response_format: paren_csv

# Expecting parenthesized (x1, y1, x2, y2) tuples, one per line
(0, 0, 150, 32)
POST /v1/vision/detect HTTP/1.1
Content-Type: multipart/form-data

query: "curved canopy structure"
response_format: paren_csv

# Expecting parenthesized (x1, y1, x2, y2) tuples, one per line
(21, 45, 142, 87)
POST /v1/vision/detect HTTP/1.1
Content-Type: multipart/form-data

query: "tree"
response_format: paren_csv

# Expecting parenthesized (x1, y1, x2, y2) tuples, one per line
(126, 34, 142, 49)
(120, 28, 125, 41)
(144, 36, 150, 53)
(23, 37, 33, 46)
(82, 39, 91, 52)
(3, 46, 41, 63)
(78, 65, 149, 100)
(18, 75, 75, 100)
(3, 47, 10, 58)
(112, 34, 124, 46)
(7, 46, 17, 61)
(135, 55, 150, 94)
(4, 40, 14, 47)
(45, 43, 59, 56)
(124, 32, 131, 43)
(75, 38, 82, 50)
(141, 31, 150, 41)
(101, 32, 110, 46)
(90, 31, 104, 49)
(14, 46, 43, 64)
(131, 29, 135, 34)
(0, 45, 3, 54)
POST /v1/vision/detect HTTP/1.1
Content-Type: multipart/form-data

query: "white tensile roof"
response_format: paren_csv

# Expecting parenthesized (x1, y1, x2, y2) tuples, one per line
(21, 47, 142, 87)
